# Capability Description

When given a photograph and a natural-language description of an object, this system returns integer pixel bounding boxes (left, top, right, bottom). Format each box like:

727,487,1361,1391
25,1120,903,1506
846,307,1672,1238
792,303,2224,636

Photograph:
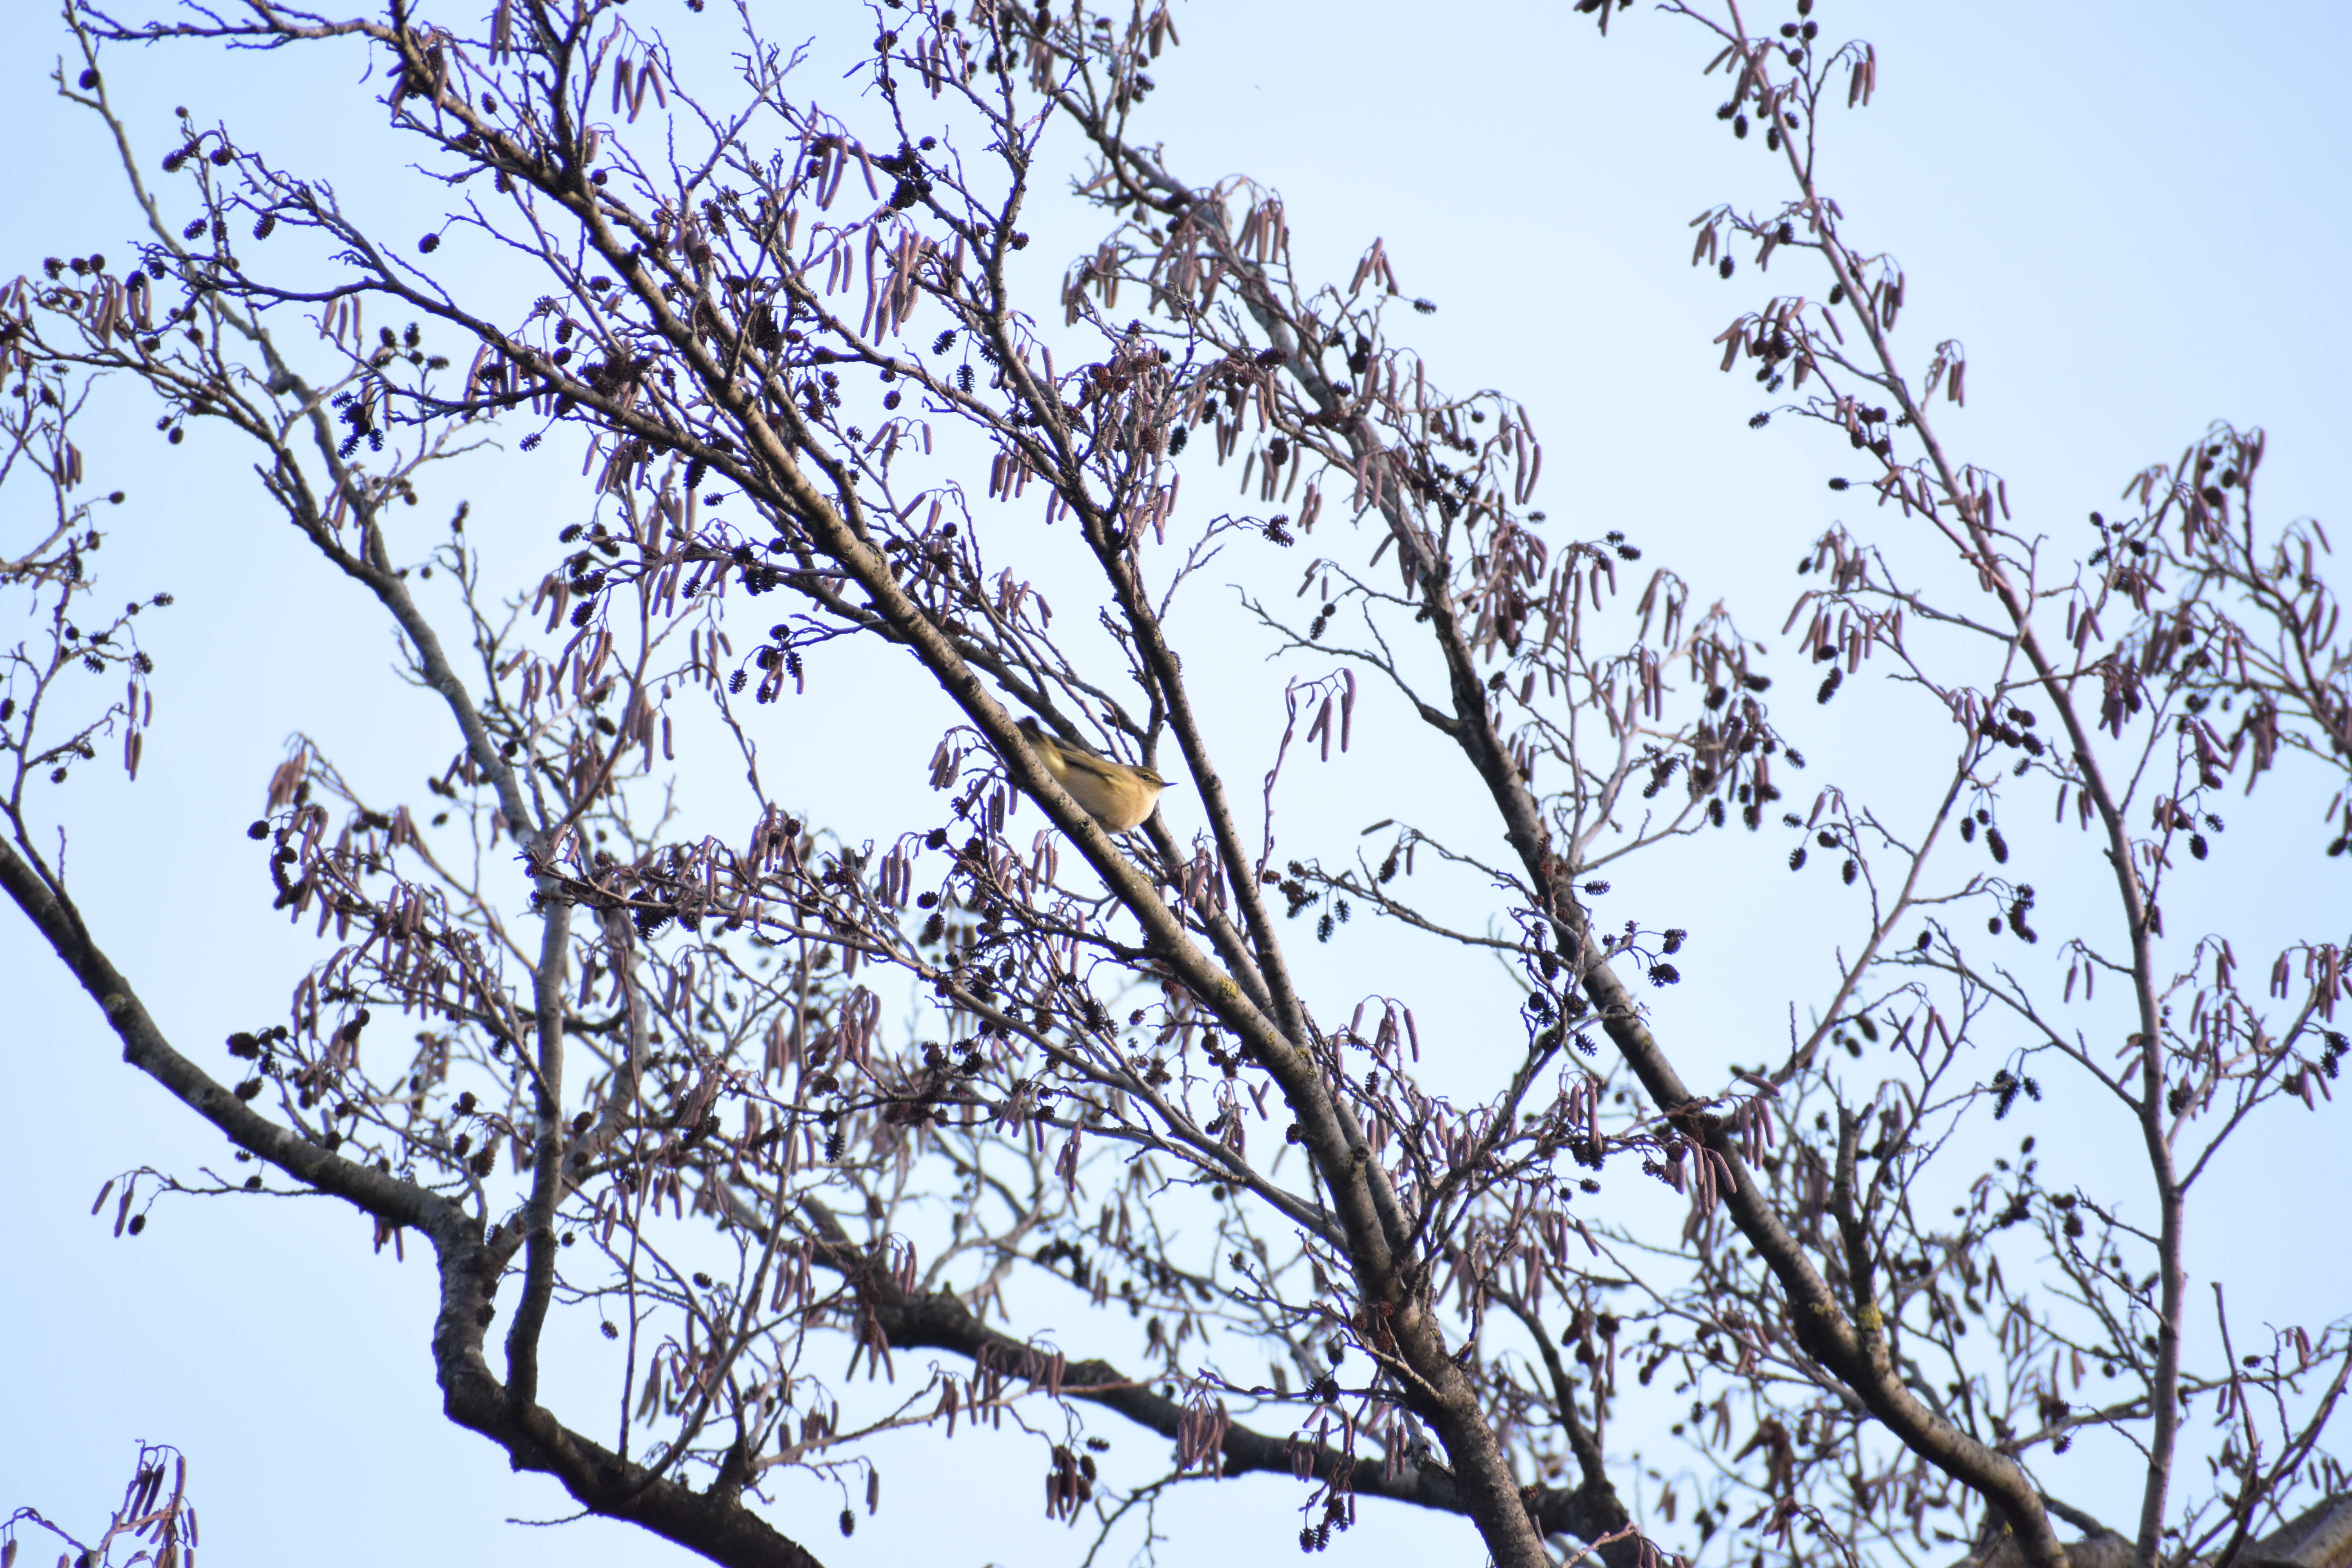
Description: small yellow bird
1018,717,1172,832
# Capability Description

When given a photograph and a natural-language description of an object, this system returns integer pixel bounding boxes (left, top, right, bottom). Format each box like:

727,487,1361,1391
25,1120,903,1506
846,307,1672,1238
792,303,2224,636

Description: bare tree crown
4,3,2347,1568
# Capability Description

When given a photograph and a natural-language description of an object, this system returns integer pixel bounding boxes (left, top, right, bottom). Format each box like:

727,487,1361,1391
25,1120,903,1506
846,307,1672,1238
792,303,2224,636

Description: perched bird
1018,717,1172,832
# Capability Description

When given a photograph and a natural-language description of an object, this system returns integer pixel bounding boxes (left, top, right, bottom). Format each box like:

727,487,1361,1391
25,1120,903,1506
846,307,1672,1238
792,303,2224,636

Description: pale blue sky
4,3,2347,1564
